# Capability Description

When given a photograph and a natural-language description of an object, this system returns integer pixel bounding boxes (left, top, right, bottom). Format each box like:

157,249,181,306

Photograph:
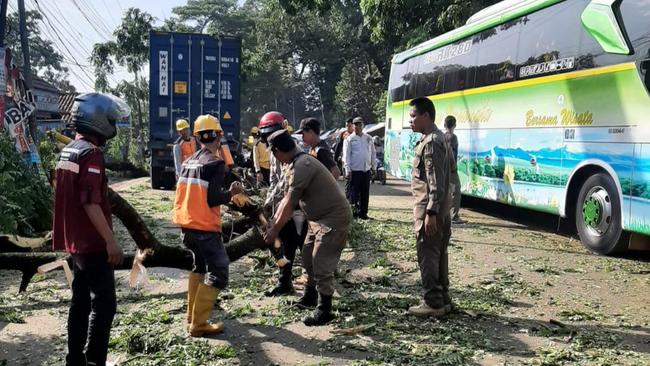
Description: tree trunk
0,226,266,293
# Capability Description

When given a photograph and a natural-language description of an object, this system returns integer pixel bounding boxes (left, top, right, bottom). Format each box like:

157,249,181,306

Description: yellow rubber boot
189,283,225,337
186,273,204,325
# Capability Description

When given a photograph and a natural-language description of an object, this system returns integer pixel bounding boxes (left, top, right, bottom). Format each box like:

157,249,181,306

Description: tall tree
4,10,76,92
90,8,153,168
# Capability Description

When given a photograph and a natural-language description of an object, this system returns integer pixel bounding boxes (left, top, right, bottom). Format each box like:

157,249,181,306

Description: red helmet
259,111,285,135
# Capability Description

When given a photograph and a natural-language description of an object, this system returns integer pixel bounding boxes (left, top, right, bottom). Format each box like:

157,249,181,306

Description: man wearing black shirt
297,117,341,179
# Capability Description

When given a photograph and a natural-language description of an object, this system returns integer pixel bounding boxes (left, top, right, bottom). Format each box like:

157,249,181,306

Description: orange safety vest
218,143,234,166
173,148,222,232
179,139,197,162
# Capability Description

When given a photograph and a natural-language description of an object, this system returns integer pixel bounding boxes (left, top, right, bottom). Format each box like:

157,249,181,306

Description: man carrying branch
264,129,352,326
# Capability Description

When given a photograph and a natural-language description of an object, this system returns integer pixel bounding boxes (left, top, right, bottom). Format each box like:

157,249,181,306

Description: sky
8,0,186,92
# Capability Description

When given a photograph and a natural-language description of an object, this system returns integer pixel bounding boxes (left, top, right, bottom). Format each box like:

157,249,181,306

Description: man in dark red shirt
52,93,130,366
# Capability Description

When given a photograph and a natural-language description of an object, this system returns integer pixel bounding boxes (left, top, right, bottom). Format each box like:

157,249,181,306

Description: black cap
266,129,295,153
296,117,320,134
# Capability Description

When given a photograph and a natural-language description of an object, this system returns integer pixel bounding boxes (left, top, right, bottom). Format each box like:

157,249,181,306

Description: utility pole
18,0,37,143
0,0,8,46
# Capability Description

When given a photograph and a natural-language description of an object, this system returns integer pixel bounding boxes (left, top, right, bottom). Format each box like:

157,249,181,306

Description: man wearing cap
173,119,197,179
297,117,340,179
264,129,352,326
342,117,376,219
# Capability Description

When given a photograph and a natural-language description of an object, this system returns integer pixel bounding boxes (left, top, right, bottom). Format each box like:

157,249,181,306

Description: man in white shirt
342,117,375,219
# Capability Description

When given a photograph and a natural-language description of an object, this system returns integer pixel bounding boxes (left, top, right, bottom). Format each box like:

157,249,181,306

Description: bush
0,131,52,235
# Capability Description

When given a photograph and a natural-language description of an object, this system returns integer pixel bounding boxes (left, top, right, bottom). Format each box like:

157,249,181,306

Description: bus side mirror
581,0,631,55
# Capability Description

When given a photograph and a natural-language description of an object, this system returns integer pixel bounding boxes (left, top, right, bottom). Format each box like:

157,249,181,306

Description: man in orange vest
173,119,197,179
173,114,243,337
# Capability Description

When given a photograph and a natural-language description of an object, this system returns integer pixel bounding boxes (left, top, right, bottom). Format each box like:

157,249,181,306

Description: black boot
303,293,335,326
294,285,318,309
265,264,294,297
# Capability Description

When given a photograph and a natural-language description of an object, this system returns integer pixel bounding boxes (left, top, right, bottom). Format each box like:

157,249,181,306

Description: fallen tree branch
0,226,267,293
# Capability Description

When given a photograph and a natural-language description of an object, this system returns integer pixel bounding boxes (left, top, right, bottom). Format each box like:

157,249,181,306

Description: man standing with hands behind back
343,117,375,219
407,97,453,317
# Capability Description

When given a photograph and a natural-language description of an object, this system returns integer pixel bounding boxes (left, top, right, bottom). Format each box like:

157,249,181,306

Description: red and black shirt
52,137,111,254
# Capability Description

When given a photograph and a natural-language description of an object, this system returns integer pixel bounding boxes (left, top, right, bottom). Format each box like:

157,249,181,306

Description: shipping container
148,31,241,189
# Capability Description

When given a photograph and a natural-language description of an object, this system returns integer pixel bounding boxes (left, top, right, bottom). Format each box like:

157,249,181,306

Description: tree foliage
4,10,76,92
0,132,52,235
91,8,153,169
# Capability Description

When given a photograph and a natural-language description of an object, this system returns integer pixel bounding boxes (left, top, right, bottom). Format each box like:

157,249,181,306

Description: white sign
204,79,216,98
159,51,169,96
519,57,575,78
220,80,232,100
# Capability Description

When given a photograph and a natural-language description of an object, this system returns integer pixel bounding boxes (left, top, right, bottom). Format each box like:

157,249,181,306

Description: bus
384,0,650,255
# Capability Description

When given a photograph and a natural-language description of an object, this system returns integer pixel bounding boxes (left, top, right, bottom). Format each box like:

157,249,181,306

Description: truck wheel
575,173,628,255
151,167,164,190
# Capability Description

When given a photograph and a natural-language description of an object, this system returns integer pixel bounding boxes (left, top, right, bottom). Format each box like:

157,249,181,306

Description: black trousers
182,229,230,290
277,218,308,284
350,170,371,218
66,253,116,366
260,167,270,185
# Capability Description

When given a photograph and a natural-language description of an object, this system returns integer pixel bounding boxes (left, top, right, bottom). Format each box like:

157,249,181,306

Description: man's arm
207,162,240,207
83,204,122,265
343,137,351,175
424,142,441,216
369,135,376,170
173,144,182,177
253,142,261,172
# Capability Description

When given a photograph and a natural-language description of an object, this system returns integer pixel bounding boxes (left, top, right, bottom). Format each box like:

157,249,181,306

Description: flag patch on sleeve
88,166,101,174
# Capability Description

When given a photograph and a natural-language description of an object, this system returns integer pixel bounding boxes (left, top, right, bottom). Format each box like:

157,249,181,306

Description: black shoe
264,282,294,297
303,293,335,326
294,285,318,309
451,216,466,224
359,215,371,220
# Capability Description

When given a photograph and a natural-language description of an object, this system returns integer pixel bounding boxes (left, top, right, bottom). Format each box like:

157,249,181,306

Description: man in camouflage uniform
407,97,453,317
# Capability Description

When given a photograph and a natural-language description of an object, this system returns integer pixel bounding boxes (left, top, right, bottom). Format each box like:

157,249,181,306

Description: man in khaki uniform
407,97,453,317
264,129,352,326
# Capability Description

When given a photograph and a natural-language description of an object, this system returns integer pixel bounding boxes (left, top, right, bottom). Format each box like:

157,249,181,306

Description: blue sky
9,0,187,92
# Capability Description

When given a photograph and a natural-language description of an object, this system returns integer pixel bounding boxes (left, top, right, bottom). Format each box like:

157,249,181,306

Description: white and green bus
385,0,650,254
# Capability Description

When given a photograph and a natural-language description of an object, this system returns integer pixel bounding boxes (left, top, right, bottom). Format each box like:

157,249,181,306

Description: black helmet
71,93,131,140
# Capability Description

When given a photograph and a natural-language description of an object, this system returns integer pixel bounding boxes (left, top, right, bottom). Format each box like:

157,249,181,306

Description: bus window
404,57,420,101
416,52,445,97
475,20,520,87
439,38,477,93
516,0,583,79
389,61,408,103
619,0,650,62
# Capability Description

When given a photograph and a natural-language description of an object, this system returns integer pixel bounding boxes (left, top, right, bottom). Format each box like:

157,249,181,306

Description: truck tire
151,167,164,190
575,173,629,255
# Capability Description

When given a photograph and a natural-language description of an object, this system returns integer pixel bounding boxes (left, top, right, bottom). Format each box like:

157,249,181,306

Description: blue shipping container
149,31,241,189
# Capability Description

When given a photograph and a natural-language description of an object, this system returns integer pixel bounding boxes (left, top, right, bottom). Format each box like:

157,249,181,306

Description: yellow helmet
193,114,222,135
176,119,190,131
287,125,294,133
251,126,259,134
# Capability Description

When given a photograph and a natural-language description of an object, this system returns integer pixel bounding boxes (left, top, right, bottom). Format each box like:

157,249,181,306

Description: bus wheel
575,173,628,255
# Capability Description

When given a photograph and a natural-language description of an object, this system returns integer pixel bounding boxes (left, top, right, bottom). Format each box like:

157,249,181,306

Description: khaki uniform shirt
287,153,352,228
411,126,452,230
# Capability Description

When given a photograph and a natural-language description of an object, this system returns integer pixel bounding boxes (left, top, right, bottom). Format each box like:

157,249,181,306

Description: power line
67,0,112,41
31,0,97,88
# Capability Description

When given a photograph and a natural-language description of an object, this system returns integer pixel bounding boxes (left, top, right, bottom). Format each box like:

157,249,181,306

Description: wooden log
0,226,267,292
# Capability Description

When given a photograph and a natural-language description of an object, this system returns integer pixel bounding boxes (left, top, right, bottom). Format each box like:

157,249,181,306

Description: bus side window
516,0,583,79
475,20,520,87
404,57,420,101
416,51,444,97
440,38,477,93
389,61,409,103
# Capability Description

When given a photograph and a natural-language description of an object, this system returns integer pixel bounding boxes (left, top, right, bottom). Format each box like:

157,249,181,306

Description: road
1,176,649,365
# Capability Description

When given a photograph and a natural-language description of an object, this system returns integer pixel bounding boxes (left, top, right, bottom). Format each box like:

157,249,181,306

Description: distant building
32,75,63,133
